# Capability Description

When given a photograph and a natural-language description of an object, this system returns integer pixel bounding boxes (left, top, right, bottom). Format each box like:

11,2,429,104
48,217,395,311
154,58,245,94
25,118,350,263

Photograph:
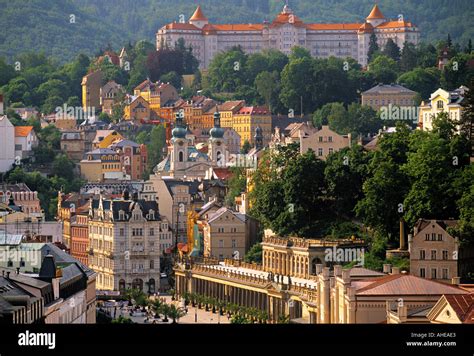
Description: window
420,268,425,278
431,233,436,241
431,268,437,279
442,250,448,260
437,234,442,241
419,250,425,260
442,268,448,280
318,136,323,142
437,100,444,109
328,148,334,155
328,136,333,142
431,250,437,260
149,228,154,236
232,239,236,248
318,148,323,156
425,233,429,241
150,260,154,269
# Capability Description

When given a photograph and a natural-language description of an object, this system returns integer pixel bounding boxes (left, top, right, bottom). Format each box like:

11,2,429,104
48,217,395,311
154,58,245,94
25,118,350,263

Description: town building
60,130,86,162
0,183,42,217
14,126,38,160
361,83,417,110
0,240,96,323
79,148,123,182
300,125,351,160
426,294,474,323
418,86,467,131
270,122,317,148
70,208,89,266
409,219,460,282
233,106,272,147
87,193,171,293
81,70,103,112
202,207,258,260
147,176,204,244
0,116,15,172
157,4,420,69
92,129,124,149
133,79,179,117
100,80,123,115
124,95,152,122
109,139,148,180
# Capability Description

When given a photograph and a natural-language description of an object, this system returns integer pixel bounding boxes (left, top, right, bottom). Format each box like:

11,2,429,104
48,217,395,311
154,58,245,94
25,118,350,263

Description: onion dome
172,110,187,139
210,109,224,139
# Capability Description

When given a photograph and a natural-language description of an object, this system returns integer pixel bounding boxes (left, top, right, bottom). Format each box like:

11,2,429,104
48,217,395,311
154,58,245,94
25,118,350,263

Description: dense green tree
147,125,166,172
324,146,371,217
399,42,418,72
160,71,182,90
397,67,441,100
52,154,75,181
383,39,401,62
244,243,262,264
367,33,380,63
368,55,398,84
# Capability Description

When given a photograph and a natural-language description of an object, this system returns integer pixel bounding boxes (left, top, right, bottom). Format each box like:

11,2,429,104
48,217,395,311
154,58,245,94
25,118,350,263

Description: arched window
178,151,184,162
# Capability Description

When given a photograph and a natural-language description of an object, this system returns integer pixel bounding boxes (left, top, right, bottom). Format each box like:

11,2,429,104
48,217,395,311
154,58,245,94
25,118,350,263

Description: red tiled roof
376,21,415,29
444,294,474,323
213,168,233,180
165,22,201,31
237,106,270,115
14,126,34,137
355,274,468,296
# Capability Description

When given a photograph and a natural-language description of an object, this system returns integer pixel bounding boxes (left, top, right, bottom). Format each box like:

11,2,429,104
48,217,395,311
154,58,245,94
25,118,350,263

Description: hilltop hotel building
156,4,420,68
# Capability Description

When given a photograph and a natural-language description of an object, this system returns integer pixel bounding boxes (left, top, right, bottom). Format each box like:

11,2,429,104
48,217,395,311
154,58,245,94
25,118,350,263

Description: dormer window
437,101,444,109
118,210,125,220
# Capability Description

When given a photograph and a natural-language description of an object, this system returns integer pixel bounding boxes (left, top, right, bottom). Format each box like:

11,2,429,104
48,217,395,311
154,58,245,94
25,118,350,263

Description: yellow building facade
418,87,466,131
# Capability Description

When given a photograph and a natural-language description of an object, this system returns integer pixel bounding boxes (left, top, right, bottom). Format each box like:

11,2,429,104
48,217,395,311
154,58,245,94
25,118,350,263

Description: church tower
170,110,189,174
209,107,225,166
254,126,263,151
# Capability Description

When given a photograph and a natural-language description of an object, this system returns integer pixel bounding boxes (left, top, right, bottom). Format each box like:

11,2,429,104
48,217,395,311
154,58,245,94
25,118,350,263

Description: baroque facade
88,193,172,293
157,4,420,68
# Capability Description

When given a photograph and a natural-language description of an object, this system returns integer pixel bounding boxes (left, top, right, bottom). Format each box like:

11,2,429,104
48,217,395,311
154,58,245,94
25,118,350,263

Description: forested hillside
0,0,472,62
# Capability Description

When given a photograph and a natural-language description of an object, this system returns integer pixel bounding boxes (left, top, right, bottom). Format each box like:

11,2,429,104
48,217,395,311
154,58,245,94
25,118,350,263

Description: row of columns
263,250,310,278
175,272,309,322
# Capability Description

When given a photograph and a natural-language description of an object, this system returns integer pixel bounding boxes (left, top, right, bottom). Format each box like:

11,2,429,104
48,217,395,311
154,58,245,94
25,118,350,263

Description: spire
367,4,384,20
172,110,186,139
190,5,208,22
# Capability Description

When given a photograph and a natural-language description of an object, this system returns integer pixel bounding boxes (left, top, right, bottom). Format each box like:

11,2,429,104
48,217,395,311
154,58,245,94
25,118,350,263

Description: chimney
451,277,461,285
342,269,351,284
399,218,406,250
391,267,400,275
334,265,342,277
383,264,391,274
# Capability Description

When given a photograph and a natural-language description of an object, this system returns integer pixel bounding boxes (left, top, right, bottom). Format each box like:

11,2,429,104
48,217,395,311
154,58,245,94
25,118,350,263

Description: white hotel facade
156,4,420,69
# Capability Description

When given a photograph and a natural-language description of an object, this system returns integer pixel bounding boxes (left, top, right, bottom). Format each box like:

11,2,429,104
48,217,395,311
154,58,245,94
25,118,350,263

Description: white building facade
157,4,420,68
